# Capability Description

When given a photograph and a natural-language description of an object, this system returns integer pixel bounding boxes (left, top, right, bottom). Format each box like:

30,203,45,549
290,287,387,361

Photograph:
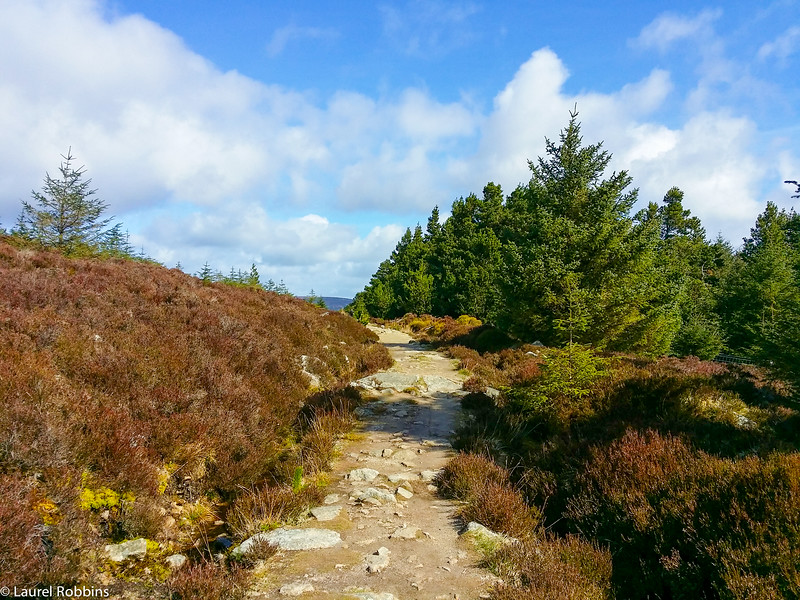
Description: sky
1,0,799,297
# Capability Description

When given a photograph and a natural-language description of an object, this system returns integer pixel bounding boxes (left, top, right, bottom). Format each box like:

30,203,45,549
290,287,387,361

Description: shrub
567,429,800,599
435,453,510,502
0,241,390,587
167,561,250,600
488,535,612,600
227,485,322,538
437,453,539,538
458,480,539,538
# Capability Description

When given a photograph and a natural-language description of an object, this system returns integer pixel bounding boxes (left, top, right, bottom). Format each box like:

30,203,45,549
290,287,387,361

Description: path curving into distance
247,326,499,600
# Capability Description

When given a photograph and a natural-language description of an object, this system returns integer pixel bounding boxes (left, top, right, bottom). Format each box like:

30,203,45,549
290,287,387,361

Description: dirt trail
248,327,497,600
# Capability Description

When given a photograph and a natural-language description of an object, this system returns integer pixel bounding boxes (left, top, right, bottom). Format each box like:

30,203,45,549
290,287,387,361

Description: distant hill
0,238,389,586
300,296,353,310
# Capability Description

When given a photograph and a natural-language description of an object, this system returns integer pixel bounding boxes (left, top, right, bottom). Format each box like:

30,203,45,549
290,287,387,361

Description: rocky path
247,327,497,600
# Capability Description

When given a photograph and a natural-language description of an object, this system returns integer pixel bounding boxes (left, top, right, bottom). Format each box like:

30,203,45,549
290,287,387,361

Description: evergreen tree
17,149,118,254
718,202,798,358
498,112,670,353
197,262,214,284
655,188,723,358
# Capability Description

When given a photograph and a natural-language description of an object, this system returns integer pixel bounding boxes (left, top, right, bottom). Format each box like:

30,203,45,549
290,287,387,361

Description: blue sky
1,0,798,296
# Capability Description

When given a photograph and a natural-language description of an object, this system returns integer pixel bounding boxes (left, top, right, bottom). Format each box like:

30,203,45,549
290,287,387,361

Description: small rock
351,487,396,505
396,487,413,500
427,484,438,492
389,525,420,539
485,387,501,399
387,472,417,483
346,593,396,600
461,521,513,548
280,582,315,596
104,538,147,562
324,494,340,505
419,470,440,482
365,546,391,573
310,505,342,521
165,554,187,570
381,448,394,458
347,468,380,482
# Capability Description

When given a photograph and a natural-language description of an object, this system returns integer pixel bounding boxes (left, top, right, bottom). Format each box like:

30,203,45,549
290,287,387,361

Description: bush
167,561,250,600
437,453,539,538
488,535,612,600
227,485,322,538
567,429,800,599
435,453,510,502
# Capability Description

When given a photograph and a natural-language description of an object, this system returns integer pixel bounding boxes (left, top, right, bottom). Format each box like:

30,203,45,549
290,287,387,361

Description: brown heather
406,314,800,599
0,239,390,585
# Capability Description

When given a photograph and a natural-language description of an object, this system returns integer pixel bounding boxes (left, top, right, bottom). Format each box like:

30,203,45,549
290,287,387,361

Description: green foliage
503,344,609,432
718,202,800,391
306,289,327,308
16,149,120,255
356,112,679,355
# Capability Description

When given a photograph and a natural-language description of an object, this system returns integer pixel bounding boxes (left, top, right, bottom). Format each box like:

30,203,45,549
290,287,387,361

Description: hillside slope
0,238,390,586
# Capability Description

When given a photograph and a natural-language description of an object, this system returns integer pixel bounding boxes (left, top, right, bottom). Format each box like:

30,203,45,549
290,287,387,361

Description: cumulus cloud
143,204,405,295
453,48,768,243
1,0,793,293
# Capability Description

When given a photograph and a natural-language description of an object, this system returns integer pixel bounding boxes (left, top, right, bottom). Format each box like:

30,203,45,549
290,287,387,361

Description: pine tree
17,149,117,254
499,111,669,353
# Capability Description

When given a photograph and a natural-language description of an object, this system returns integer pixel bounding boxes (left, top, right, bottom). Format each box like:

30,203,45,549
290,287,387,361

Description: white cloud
1,0,793,294
454,49,768,243
266,25,339,58
633,8,722,53
143,204,405,296
758,26,800,62
380,0,480,56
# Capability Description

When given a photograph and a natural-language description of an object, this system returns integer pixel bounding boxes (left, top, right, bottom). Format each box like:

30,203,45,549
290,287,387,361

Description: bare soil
248,327,497,600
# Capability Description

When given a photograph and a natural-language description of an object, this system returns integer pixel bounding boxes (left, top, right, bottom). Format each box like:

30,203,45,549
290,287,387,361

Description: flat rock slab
420,470,440,482
347,468,380,482
396,487,413,499
351,487,396,504
346,594,397,600
279,582,315,596
353,372,421,392
235,528,341,554
104,538,147,562
387,472,417,483
389,525,421,539
310,505,343,521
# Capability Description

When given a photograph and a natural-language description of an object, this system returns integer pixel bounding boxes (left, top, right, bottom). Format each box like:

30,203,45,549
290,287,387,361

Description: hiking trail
247,326,499,600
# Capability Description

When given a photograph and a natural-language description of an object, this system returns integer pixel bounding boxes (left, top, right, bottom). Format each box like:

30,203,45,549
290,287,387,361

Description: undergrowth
0,240,390,590
409,313,800,599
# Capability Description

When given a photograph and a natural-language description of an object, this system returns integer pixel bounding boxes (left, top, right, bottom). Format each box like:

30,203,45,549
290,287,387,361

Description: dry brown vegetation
0,238,390,589
397,313,800,599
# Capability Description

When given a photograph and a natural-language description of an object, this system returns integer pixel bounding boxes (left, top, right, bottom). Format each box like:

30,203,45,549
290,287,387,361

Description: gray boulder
104,538,147,562
234,528,340,554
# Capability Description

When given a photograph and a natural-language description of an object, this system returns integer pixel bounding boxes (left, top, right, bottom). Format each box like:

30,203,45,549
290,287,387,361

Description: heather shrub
437,453,539,538
167,561,250,600
435,453,510,501
567,429,800,599
227,485,323,538
0,241,389,586
488,535,612,600
458,480,539,538
0,475,48,586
